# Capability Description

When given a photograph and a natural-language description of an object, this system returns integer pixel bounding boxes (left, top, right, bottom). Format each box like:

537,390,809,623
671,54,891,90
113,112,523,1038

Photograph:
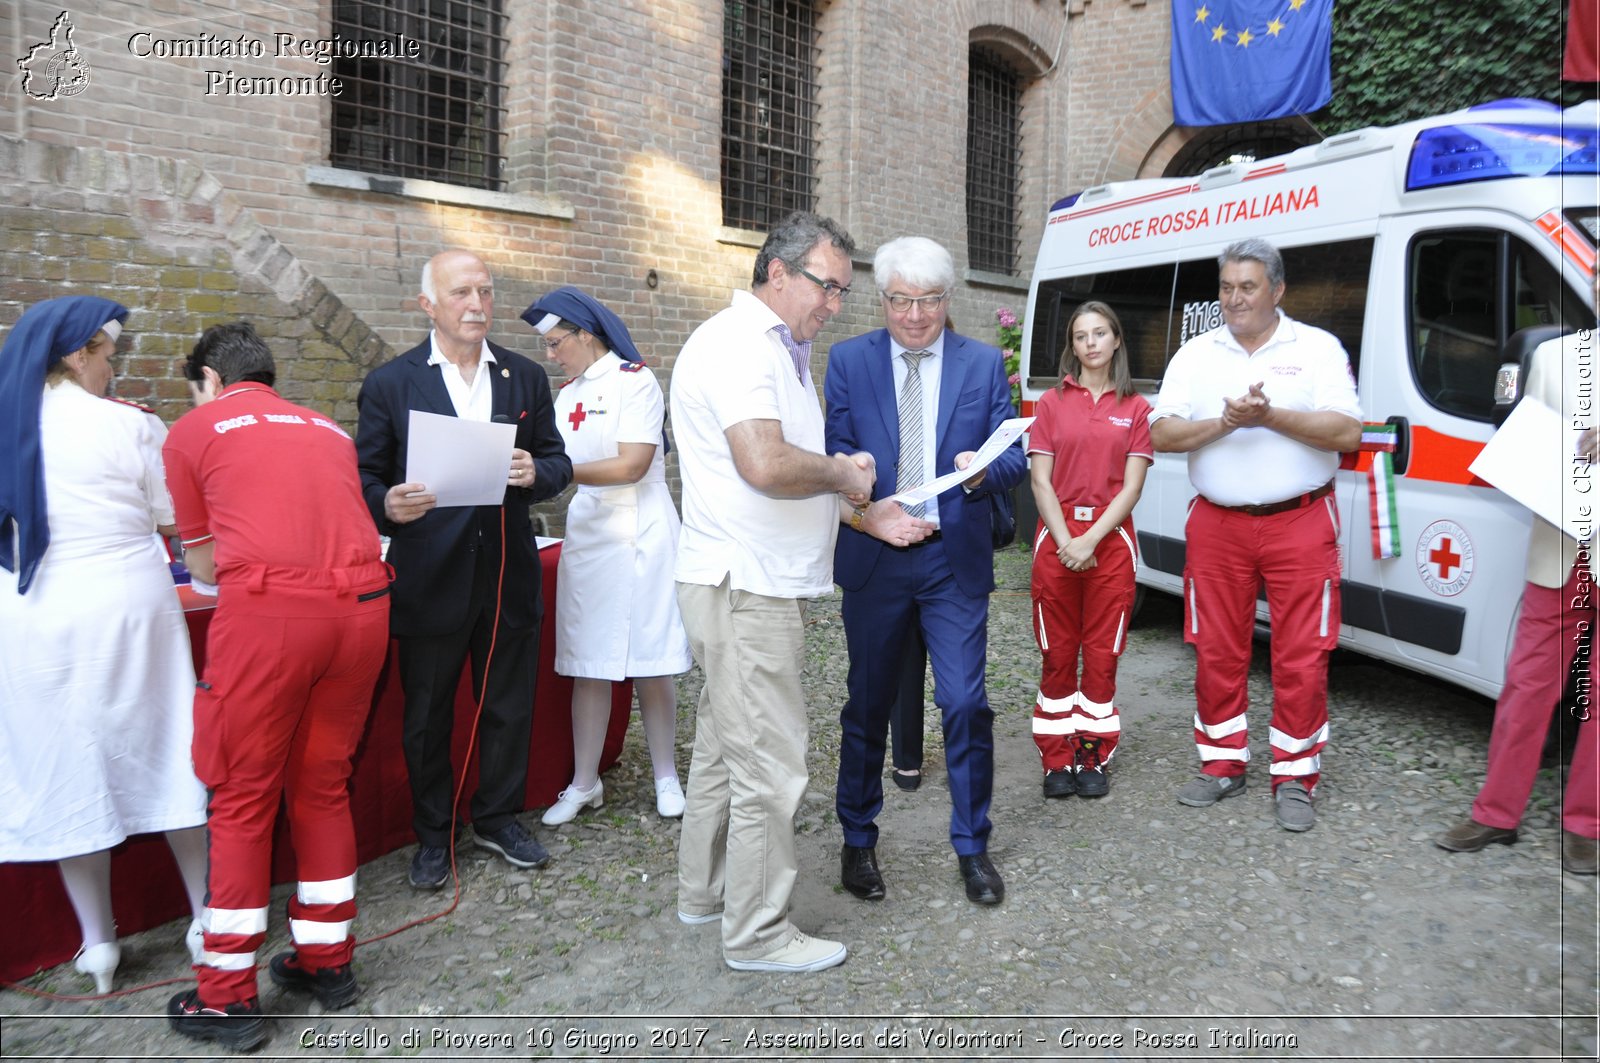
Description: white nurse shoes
655,776,686,819
541,779,604,826
74,941,120,995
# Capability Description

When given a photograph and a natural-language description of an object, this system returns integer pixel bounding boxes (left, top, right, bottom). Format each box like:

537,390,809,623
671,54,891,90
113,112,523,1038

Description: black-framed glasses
792,264,852,302
882,291,949,313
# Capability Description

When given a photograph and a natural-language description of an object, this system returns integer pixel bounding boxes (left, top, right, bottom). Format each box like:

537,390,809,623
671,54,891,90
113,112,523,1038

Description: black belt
357,585,391,603
1212,480,1334,518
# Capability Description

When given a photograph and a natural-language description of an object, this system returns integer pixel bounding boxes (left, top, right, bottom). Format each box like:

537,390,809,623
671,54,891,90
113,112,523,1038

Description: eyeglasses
538,329,577,354
793,264,852,302
883,291,949,313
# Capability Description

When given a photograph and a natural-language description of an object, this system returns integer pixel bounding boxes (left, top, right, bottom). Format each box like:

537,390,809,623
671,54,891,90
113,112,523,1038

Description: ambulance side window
1408,230,1592,421
1027,238,1373,389
1278,240,1373,376
1174,240,1370,378
1028,264,1177,386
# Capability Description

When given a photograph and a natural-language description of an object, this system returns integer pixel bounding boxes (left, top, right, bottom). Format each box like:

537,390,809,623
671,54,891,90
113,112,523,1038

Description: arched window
1162,120,1319,177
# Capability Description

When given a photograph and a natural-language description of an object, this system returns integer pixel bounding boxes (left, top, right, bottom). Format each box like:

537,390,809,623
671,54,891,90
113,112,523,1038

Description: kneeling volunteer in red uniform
162,322,391,1052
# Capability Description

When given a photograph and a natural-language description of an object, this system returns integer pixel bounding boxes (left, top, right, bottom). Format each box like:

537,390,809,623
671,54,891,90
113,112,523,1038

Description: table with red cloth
1,541,628,984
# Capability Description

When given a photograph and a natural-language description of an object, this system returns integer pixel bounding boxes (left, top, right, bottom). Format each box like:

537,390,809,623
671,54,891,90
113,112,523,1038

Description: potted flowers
994,306,1033,547
995,306,1023,414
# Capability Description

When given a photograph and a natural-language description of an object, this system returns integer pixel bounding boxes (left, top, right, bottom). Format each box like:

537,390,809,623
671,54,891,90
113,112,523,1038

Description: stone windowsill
306,166,575,220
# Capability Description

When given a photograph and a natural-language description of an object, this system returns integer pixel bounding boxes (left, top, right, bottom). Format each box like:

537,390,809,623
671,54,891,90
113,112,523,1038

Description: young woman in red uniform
1028,300,1152,800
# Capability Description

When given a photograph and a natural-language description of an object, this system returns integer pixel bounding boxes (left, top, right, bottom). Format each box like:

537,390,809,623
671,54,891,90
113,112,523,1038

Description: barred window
721,0,818,231
966,47,1021,275
329,0,507,191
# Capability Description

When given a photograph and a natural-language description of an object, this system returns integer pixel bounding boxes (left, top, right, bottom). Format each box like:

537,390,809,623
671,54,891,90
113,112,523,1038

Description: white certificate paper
889,416,1034,507
405,409,517,508
1468,397,1593,541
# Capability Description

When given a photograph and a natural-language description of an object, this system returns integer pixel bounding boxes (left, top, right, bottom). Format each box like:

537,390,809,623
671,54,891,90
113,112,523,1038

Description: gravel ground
3,546,1597,1061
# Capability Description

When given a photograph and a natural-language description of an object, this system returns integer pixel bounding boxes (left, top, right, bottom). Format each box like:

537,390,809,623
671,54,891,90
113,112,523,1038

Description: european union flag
1170,0,1334,126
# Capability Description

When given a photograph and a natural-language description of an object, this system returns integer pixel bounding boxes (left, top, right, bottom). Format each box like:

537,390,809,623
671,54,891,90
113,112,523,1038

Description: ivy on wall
1325,0,1588,134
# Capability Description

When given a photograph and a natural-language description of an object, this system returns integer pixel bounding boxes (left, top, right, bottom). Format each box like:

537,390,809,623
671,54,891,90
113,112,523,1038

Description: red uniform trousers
192,565,389,1007
1184,495,1339,793
1472,564,1600,838
1030,516,1137,773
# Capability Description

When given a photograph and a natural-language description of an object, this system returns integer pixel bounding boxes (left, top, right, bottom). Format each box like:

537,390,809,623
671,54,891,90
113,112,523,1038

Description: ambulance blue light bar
1407,109,1599,191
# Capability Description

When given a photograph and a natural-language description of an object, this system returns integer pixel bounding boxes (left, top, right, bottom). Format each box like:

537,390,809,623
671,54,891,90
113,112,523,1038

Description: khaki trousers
675,578,809,960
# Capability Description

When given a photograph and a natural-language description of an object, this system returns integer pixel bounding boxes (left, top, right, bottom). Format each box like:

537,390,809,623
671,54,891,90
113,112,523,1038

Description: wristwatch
850,505,868,532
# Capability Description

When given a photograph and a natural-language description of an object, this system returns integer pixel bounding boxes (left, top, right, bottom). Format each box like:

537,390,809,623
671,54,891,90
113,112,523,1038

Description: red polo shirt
1027,378,1153,508
163,384,382,587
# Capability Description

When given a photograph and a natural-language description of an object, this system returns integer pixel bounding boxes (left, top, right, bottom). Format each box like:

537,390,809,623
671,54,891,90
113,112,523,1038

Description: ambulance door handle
1385,415,1410,475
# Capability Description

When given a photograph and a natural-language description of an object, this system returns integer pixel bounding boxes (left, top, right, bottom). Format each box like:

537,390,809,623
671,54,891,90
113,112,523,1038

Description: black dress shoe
892,769,922,792
841,844,886,900
958,853,1004,905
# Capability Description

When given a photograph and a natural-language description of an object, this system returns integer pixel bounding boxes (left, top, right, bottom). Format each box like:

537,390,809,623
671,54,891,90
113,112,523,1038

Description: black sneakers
269,951,361,1009
472,819,551,869
167,989,268,1051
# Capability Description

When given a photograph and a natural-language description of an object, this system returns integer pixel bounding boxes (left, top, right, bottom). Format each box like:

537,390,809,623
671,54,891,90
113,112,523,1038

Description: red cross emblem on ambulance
1415,520,1474,598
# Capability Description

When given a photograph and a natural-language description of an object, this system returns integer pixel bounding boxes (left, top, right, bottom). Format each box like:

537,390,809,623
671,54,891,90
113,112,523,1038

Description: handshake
831,450,938,549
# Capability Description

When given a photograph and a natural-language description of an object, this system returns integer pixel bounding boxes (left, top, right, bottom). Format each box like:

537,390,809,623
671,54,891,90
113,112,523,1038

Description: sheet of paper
405,409,517,508
1468,397,1593,541
888,416,1034,507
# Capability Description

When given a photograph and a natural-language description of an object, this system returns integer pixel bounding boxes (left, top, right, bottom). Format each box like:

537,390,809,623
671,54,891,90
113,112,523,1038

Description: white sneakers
677,908,722,925
655,776,686,819
541,779,604,826
725,932,847,973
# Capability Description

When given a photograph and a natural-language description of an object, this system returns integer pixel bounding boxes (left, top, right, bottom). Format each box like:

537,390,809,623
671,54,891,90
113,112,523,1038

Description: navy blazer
355,338,572,637
825,328,1025,598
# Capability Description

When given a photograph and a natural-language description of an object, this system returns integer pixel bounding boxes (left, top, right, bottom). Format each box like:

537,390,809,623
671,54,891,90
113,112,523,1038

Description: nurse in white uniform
521,288,692,824
0,296,208,993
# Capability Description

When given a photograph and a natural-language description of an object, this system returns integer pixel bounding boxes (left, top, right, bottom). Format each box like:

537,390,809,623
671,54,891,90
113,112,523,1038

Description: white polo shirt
1151,314,1361,507
671,289,838,599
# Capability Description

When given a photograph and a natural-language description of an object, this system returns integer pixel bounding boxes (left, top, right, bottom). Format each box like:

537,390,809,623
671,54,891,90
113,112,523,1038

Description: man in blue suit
826,236,1025,906
356,249,572,890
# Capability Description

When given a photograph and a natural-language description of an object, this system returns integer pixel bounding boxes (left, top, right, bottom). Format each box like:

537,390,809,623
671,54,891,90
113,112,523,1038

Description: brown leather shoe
1563,831,1599,875
1435,817,1518,852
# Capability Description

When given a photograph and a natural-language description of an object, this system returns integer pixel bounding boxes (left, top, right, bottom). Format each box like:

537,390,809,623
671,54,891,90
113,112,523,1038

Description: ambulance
1020,99,1599,698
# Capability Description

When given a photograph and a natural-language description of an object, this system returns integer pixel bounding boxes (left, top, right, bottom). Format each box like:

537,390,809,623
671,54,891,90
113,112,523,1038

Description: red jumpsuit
1151,315,1360,796
162,385,389,1008
1028,381,1152,774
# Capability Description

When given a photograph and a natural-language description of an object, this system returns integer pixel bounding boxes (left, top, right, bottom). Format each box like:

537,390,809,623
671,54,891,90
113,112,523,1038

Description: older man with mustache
355,249,572,889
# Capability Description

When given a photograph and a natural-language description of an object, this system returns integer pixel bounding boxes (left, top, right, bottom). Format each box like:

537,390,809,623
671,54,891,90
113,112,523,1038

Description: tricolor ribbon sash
1339,423,1401,559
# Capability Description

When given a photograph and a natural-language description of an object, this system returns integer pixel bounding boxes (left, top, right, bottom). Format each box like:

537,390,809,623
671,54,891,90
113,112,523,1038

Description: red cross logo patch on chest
568,403,587,432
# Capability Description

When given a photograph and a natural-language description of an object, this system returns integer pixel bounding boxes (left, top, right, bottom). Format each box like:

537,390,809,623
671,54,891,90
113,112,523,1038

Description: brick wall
4,0,1175,531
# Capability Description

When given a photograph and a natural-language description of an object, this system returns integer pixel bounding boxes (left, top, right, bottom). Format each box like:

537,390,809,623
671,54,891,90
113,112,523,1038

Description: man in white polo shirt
671,211,931,973
1151,238,1361,832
